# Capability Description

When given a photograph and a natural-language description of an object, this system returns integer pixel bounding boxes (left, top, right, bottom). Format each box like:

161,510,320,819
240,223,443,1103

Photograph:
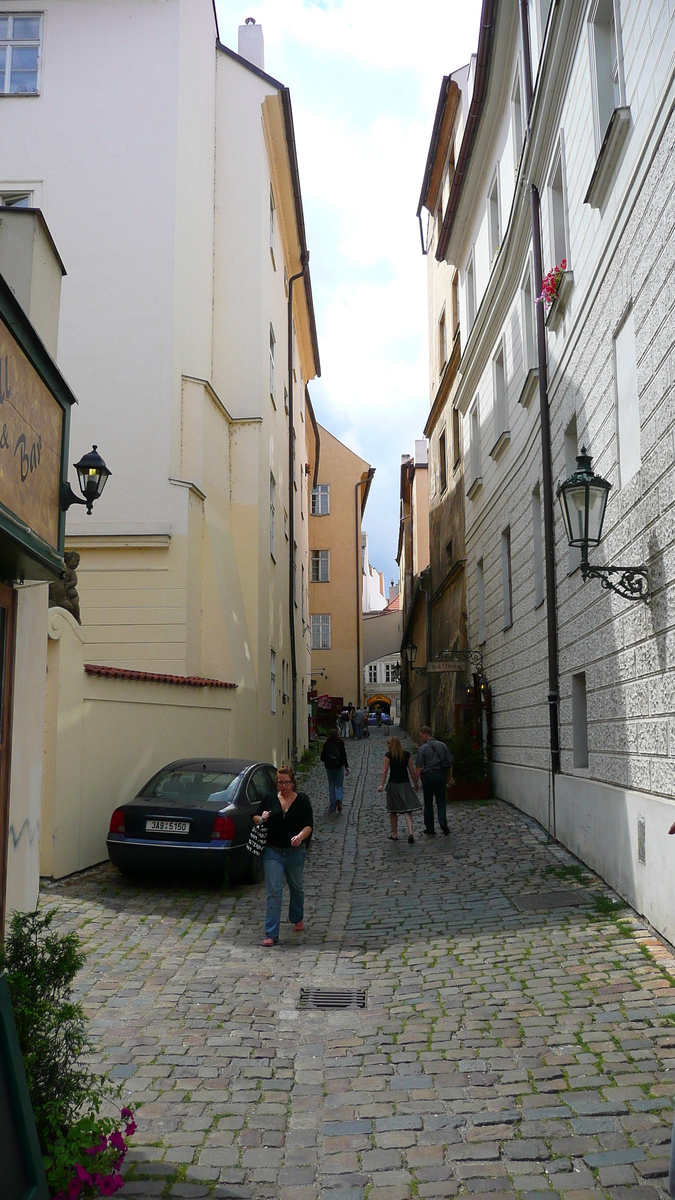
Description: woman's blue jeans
326,766,344,810
263,845,306,941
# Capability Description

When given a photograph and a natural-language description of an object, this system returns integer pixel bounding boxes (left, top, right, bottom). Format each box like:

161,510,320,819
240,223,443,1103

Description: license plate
145,819,190,834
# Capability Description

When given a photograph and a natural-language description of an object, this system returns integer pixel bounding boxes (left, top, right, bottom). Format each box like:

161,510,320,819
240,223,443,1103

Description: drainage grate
511,889,587,912
299,987,366,1010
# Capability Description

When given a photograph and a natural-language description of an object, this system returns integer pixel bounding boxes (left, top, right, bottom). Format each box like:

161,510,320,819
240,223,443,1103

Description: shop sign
0,320,63,551
427,661,463,673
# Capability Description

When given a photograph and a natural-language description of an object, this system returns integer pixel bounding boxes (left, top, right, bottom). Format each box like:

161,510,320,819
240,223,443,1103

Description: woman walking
377,737,421,843
253,766,313,946
320,728,350,813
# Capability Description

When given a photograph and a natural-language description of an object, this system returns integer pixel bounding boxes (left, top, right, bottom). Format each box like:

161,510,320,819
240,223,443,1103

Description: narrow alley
42,734,675,1200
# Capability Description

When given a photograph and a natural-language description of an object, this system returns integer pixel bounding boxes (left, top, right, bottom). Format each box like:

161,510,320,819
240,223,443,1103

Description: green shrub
444,729,487,782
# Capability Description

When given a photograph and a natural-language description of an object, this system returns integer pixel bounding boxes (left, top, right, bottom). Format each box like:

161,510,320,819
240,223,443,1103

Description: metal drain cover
299,987,366,1010
511,889,587,912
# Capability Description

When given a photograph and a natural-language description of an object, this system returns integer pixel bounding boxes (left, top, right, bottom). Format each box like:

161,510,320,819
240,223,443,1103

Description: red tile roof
84,664,237,689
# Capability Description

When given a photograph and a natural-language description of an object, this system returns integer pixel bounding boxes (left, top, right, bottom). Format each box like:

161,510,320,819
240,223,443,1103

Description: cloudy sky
217,0,483,586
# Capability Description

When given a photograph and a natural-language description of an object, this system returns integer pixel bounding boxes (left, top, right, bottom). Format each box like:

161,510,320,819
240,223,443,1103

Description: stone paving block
417,1185,458,1198
504,1140,550,1160
598,1167,638,1186
584,1150,646,1167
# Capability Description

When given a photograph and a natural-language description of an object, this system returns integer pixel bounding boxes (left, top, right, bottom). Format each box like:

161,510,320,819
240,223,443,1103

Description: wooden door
0,581,16,938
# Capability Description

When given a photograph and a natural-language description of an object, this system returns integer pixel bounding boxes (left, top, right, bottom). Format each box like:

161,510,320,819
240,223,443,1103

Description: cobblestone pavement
41,733,675,1200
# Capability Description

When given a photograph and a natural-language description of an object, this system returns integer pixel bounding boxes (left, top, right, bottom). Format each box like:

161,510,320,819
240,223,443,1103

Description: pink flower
125,1120,137,1137
74,1163,93,1185
84,1135,108,1155
66,1178,82,1200
109,1130,126,1152
120,1107,133,1119
99,1175,123,1196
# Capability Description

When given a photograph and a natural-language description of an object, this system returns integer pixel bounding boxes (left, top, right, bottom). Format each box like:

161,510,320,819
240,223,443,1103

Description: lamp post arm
581,559,650,603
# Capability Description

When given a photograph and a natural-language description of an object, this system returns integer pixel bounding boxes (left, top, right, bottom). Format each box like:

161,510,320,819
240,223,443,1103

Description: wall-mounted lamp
61,446,111,516
402,640,426,675
557,447,649,603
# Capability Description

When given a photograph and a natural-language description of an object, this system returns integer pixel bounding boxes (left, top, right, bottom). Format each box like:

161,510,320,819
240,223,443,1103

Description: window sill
467,476,483,500
545,270,574,333
490,430,510,461
584,106,631,209
518,366,538,408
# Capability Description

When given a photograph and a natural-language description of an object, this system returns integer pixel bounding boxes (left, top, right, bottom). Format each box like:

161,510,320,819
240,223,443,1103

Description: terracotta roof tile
84,664,237,689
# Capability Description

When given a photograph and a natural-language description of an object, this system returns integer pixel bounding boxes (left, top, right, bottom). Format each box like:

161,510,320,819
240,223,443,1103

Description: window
270,650,277,714
368,663,377,684
614,306,641,486
0,14,41,95
477,558,486,645
439,429,447,493
532,485,544,607
470,401,481,488
501,527,513,629
311,549,329,582
269,324,276,404
548,151,568,269
269,186,276,266
572,672,589,768
488,171,501,263
492,341,508,442
0,191,31,207
452,407,461,468
384,662,396,684
589,0,624,149
466,251,476,330
564,416,581,573
452,272,460,340
521,266,536,373
311,613,331,650
446,540,453,566
269,473,276,559
512,72,523,174
439,310,447,371
311,484,330,515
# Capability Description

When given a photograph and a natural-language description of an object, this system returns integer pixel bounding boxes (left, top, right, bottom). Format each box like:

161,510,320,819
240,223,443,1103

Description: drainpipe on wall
288,255,308,766
519,0,561,794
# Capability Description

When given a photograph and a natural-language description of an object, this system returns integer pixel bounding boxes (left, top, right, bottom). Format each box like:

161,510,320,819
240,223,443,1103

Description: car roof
153,758,272,773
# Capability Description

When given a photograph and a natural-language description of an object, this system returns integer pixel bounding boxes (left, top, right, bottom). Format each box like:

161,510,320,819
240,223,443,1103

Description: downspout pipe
520,0,561,781
288,255,308,766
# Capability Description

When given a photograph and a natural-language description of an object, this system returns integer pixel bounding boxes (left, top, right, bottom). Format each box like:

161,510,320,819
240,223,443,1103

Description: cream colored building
309,426,373,709
0,3,321,876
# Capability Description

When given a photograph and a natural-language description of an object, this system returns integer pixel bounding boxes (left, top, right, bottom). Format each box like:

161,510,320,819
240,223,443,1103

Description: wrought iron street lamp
61,445,111,515
402,640,417,666
556,447,649,602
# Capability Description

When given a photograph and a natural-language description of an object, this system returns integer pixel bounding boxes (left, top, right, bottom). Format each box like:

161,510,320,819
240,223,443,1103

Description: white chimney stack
238,18,264,70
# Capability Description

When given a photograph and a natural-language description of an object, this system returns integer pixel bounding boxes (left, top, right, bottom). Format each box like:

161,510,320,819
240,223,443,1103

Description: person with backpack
320,727,350,813
412,726,453,836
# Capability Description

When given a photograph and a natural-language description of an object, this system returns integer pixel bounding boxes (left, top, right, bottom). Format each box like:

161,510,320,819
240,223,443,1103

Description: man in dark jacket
320,729,350,813
413,727,453,836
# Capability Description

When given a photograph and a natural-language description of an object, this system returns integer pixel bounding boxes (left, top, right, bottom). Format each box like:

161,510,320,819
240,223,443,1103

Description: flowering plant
539,258,567,308
47,1109,137,1198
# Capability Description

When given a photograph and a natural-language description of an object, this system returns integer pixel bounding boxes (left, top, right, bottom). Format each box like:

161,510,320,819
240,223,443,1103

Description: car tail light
211,815,235,841
109,808,125,835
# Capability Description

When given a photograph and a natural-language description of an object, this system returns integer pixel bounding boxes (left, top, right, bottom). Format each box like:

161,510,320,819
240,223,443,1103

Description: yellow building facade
308,426,373,710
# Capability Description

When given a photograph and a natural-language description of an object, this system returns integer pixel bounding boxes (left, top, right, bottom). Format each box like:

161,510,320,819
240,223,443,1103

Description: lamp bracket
581,560,650,604
439,647,484,669
60,482,88,513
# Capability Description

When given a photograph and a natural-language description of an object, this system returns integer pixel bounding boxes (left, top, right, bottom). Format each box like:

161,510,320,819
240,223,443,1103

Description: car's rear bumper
107,835,243,873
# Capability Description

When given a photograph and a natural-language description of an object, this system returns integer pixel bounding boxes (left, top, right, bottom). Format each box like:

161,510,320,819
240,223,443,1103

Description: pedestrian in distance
348,702,356,738
413,726,453,836
375,703,383,729
377,736,421,843
253,766,313,946
320,727,350,813
339,706,351,738
353,705,365,739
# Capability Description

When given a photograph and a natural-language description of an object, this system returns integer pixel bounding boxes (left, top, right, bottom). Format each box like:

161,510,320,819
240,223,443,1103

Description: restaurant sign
0,320,63,552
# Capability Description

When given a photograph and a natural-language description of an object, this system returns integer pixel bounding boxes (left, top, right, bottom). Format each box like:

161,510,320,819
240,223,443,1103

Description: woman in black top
253,766,313,946
377,736,421,844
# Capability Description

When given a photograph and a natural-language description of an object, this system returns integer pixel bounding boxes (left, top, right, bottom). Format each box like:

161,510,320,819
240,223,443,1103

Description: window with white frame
470,401,481,487
269,324,276,404
439,428,447,493
548,149,569,270
477,558,486,645
466,250,477,330
384,662,397,684
311,549,329,582
311,483,330,515
589,0,624,150
492,341,508,442
269,472,276,559
0,191,31,206
0,14,41,95
270,650,277,714
614,305,641,487
501,527,513,629
311,613,331,650
439,309,447,371
488,170,501,263
521,265,536,373
269,186,276,266
512,71,523,174
452,407,461,468
368,663,377,684
532,485,544,607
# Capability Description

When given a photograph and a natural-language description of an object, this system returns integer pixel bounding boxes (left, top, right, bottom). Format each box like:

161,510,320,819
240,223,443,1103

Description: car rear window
140,768,241,803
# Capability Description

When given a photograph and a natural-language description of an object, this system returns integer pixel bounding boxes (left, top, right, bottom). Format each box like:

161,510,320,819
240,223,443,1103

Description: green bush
445,729,487,782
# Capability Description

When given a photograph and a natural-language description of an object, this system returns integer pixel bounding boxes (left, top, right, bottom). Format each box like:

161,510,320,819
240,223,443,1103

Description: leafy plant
0,908,135,1198
444,729,487,782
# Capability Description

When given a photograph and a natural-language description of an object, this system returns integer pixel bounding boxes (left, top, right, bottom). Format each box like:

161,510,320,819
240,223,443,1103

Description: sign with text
0,320,63,550
426,661,464,673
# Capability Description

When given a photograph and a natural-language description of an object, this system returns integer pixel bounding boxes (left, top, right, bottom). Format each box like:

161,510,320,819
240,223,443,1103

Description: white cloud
217,0,483,577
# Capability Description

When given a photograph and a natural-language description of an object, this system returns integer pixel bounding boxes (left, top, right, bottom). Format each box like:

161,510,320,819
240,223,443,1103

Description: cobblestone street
42,734,675,1200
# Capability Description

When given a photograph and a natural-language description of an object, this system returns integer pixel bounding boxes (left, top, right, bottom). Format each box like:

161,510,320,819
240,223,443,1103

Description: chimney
238,17,264,69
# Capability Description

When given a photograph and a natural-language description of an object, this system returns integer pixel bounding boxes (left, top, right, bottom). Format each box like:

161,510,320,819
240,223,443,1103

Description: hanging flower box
540,259,574,333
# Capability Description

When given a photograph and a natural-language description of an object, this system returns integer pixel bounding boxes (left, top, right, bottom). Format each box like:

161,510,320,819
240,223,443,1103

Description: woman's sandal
408,835,415,844
261,937,277,946
388,835,398,841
